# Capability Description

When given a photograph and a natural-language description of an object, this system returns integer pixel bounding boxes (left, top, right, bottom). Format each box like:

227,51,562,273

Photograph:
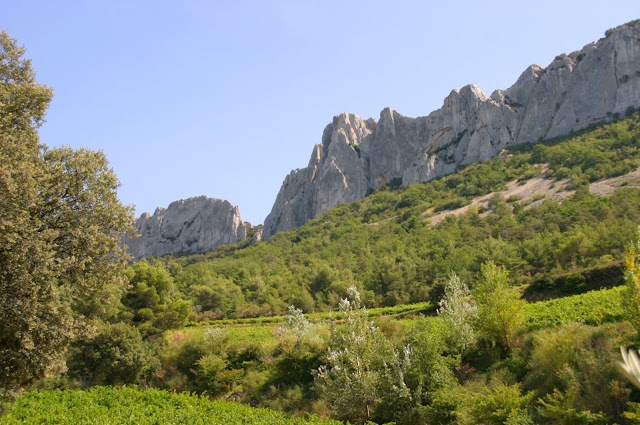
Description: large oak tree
0,32,133,393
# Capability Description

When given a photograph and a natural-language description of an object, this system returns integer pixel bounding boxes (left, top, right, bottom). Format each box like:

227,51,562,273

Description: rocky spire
124,196,248,260
263,21,640,239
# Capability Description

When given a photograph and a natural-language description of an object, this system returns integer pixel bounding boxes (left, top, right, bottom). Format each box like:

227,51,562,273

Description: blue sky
4,1,639,225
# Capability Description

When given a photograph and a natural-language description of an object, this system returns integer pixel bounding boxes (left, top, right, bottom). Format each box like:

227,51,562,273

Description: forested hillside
160,113,640,320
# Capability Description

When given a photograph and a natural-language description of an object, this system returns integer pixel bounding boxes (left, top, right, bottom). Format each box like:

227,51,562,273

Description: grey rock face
124,196,247,260
263,21,640,239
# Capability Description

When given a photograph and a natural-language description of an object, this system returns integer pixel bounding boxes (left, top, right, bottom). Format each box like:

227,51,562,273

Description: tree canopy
0,32,133,394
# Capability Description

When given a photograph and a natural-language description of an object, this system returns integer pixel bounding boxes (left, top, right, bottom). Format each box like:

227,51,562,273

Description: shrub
473,262,526,354
523,323,630,423
67,323,156,386
468,383,534,425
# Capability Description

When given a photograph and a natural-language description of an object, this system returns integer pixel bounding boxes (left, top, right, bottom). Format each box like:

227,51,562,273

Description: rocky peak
124,196,248,260
263,20,640,239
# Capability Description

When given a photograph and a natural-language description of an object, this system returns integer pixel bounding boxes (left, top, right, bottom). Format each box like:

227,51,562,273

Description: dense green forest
5,29,640,424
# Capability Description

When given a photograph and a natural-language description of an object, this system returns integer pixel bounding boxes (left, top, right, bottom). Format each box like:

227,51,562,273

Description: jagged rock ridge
124,196,249,260
263,21,640,239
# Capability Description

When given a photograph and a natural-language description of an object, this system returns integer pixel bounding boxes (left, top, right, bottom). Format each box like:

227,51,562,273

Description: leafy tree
180,264,245,320
473,262,526,354
624,229,640,336
438,273,478,353
468,383,534,425
0,33,132,394
400,317,461,424
537,390,609,424
314,287,410,424
121,260,190,336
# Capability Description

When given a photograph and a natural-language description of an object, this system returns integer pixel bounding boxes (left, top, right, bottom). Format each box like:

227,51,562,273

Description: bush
473,262,526,354
67,323,156,386
523,323,630,423
468,383,534,425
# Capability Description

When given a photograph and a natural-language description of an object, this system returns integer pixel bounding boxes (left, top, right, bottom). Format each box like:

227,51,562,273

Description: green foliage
179,263,246,319
473,262,526,353
271,307,325,388
537,390,609,425
400,317,461,424
438,273,477,353
624,230,640,336
0,32,133,393
525,286,625,330
531,116,640,182
523,262,624,301
66,322,157,386
170,328,245,396
264,307,328,413
522,323,630,423
122,260,190,336
195,353,243,397
467,383,535,425
187,301,432,328
624,401,640,424
1,386,342,424
314,287,410,424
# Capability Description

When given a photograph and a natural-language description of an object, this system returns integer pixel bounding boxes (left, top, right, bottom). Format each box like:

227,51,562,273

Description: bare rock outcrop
124,196,247,260
263,21,640,239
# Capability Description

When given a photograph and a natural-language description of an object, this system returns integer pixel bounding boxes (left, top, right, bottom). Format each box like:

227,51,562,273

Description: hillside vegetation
164,113,640,320
8,281,635,424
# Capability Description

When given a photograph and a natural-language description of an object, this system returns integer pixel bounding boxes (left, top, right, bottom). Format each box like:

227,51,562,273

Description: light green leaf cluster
438,273,477,353
314,287,411,424
473,262,526,353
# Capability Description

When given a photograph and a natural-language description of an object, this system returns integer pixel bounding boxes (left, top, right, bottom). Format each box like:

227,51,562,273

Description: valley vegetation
5,31,640,424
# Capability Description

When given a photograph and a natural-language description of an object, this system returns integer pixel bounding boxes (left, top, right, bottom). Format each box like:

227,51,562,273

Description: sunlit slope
169,114,640,319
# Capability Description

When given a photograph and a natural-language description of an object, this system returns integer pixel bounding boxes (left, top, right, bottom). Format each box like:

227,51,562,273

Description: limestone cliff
124,196,248,260
263,21,640,239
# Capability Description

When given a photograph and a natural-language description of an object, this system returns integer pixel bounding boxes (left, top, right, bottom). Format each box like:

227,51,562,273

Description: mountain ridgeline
127,20,640,258
263,20,640,238
171,112,640,318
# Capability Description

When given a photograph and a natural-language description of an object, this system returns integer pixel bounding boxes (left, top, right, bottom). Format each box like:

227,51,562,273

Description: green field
172,286,627,349
2,386,343,425
525,286,626,330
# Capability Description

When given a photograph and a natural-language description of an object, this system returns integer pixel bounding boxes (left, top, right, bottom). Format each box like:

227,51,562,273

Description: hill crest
263,20,640,238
